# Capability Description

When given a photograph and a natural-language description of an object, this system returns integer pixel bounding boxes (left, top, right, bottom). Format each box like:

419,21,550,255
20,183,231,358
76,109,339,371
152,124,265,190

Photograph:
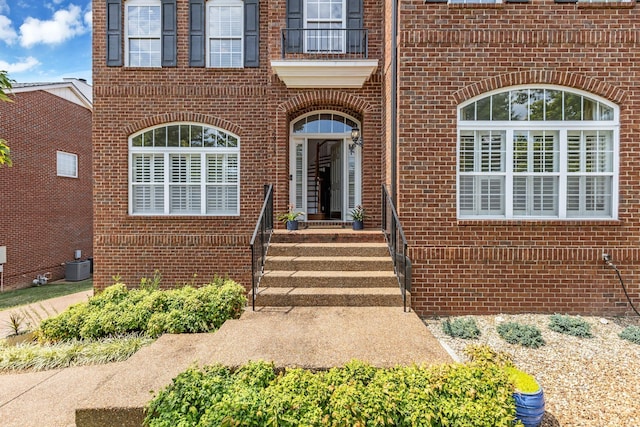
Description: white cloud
0,0,9,15
0,15,17,44
19,4,89,48
84,10,92,30
0,56,40,73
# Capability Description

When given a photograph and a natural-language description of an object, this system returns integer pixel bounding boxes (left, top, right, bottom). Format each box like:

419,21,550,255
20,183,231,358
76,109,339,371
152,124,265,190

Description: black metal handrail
281,28,369,59
249,184,274,311
381,184,411,312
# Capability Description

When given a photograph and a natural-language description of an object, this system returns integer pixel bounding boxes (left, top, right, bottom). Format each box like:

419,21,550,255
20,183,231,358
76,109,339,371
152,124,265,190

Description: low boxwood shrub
548,314,593,338
145,359,519,427
442,317,481,339
619,325,640,345
497,322,545,348
38,278,246,342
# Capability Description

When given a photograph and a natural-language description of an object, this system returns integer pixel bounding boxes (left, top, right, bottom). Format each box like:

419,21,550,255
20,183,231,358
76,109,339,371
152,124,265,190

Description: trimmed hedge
38,279,246,342
145,359,520,427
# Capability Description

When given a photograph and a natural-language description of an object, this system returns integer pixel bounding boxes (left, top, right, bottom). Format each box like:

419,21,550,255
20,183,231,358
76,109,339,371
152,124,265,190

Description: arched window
129,123,240,216
457,86,618,219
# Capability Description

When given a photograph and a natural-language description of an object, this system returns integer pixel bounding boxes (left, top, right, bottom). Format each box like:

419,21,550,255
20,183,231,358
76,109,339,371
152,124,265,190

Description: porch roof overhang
271,60,379,88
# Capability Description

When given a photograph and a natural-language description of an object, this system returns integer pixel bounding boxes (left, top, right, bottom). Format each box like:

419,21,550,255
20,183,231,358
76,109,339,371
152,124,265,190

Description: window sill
448,3,505,8
457,219,621,226
128,214,241,219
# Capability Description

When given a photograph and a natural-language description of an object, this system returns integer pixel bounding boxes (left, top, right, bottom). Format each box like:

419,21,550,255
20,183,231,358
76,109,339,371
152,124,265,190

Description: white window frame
304,0,346,53
125,0,162,67
57,151,78,178
206,0,244,68
457,85,619,220
129,123,241,216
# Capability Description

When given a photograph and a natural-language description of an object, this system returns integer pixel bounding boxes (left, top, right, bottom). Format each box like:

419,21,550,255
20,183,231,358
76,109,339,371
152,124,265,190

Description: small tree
0,70,14,167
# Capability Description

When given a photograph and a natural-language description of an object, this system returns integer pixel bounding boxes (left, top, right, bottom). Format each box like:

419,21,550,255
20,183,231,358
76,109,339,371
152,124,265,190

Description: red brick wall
397,0,640,315
92,0,384,291
0,91,93,290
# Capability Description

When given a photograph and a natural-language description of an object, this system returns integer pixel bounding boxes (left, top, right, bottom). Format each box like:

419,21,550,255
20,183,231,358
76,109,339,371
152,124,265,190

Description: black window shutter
106,0,122,66
161,0,177,67
189,0,206,67
346,0,363,54
244,0,260,67
286,0,303,53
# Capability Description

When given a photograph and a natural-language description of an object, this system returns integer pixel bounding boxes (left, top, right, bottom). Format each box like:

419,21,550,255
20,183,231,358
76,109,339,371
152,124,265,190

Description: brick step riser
260,276,398,288
267,247,390,257
265,260,394,271
271,233,386,244
254,293,404,307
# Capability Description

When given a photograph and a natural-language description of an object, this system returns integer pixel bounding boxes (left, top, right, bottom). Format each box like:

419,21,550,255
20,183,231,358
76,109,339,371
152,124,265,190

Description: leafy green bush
497,322,545,348
442,317,481,339
619,325,640,345
548,314,593,338
38,278,246,342
145,359,519,427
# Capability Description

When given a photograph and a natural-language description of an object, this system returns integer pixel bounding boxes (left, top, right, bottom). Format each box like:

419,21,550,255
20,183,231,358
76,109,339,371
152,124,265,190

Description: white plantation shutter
566,130,613,217
132,154,164,213
130,124,240,215
206,153,239,214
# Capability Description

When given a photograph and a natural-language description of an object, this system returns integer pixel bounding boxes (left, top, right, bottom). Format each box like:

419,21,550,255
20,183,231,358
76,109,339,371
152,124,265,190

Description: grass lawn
0,279,93,311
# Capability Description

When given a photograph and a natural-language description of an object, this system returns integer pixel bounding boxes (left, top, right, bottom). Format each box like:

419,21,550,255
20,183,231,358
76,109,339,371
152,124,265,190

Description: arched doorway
290,111,362,221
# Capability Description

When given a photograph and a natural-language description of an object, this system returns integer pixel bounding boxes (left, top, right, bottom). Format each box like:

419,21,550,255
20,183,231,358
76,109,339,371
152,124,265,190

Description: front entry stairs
252,228,405,307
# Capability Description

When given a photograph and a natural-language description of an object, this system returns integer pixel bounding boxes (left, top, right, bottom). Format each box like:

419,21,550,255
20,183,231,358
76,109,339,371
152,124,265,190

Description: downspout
391,0,398,202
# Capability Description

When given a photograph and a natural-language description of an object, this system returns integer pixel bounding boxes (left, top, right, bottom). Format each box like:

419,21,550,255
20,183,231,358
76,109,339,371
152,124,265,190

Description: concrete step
253,287,404,307
264,256,393,271
261,270,398,288
268,242,389,257
272,229,385,244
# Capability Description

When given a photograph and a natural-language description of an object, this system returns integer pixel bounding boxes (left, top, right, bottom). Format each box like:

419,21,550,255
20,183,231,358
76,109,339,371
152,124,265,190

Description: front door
290,139,361,221
289,112,362,221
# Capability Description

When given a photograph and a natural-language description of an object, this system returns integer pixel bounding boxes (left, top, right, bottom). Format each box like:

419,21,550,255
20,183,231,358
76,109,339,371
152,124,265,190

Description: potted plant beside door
349,205,366,230
277,206,305,231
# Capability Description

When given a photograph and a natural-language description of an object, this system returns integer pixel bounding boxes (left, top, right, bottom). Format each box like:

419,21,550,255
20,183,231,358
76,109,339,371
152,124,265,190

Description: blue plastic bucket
514,389,545,427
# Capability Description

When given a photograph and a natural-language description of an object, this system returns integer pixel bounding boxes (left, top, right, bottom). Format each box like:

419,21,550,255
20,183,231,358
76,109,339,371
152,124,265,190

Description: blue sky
0,1,92,84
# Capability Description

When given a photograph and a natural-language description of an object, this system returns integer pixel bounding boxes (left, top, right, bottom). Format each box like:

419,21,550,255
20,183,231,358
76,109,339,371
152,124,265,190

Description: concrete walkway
1,305,453,427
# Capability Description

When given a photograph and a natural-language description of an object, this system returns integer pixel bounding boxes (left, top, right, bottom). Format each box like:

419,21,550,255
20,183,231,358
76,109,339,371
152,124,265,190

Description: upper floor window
126,0,162,67
207,0,244,67
107,0,177,67
285,0,363,55
457,86,618,220
57,151,78,178
129,123,240,216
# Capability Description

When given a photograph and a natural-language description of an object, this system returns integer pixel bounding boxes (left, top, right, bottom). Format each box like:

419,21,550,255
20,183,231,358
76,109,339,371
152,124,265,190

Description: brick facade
93,0,640,316
397,1,640,316
92,0,383,290
0,88,93,290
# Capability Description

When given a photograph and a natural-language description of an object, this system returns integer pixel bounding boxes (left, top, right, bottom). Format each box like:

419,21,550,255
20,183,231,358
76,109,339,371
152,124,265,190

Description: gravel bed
424,314,640,427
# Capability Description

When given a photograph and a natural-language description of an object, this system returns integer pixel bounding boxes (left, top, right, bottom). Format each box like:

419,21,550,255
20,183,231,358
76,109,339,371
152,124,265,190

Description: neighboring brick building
0,79,93,291
93,0,640,316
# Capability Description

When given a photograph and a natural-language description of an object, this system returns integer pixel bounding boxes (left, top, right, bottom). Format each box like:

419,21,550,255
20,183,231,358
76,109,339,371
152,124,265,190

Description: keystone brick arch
277,90,374,117
122,112,244,137
452,70,627,106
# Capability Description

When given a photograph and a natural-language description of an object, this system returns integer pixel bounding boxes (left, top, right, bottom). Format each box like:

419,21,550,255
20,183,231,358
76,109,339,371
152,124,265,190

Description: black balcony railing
249,184,274,311
381,184,412,312
281,28,369,59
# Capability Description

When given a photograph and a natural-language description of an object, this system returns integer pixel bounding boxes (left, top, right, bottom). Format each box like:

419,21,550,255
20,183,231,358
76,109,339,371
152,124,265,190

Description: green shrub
145,359,518,427
503,366,540,393
619,325,640,345
38,279,246,342
497,322,545,348
548,314,593,338
442,317,481,339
